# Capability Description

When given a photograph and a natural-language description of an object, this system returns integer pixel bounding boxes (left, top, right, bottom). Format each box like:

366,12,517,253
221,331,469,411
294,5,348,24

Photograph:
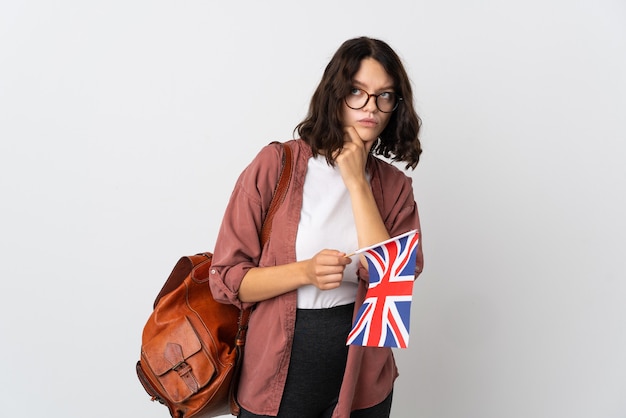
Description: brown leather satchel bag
136,142,292,417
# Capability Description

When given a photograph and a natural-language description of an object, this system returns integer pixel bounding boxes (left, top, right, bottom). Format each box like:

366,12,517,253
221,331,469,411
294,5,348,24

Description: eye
349,88,363,96
379,91,394,101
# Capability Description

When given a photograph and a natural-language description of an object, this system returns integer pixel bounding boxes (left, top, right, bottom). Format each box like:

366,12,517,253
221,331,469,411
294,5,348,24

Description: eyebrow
352,79,395,92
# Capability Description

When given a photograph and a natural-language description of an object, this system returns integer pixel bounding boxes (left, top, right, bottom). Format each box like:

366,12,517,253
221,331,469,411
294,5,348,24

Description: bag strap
260,142,293,246
237,141,291,336
235,142,292,365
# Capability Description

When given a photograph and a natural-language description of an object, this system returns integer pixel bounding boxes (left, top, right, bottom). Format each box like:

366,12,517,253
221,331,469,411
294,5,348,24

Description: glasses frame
344,88,403,113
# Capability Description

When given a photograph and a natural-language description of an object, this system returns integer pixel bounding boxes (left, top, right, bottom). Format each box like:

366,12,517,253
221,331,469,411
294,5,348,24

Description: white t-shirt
295,155,364,309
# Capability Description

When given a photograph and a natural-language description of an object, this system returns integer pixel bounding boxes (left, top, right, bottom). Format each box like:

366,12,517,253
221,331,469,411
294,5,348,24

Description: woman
210,36,424,418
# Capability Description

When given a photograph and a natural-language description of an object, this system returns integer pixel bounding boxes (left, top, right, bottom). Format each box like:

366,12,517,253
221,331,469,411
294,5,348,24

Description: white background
1,1,625,417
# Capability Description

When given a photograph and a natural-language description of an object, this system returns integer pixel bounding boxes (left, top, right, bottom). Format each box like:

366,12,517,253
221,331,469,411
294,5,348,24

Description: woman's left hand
334,126,369,190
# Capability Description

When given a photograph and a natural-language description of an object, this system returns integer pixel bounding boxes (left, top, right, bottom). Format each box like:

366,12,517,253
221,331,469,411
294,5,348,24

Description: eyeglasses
344,88,402,113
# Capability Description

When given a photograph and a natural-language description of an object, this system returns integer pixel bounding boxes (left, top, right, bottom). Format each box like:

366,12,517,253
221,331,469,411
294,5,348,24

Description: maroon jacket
209,139,423,417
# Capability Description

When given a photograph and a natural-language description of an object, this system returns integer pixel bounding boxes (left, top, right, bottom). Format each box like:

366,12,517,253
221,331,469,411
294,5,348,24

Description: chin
355,130,379,144
362,135,380,145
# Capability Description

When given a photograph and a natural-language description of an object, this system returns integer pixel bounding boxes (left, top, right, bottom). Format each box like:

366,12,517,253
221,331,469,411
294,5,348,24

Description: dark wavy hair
295,37,422,169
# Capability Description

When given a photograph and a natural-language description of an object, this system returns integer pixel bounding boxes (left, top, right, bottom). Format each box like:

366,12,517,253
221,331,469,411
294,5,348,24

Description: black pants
239,303,393,418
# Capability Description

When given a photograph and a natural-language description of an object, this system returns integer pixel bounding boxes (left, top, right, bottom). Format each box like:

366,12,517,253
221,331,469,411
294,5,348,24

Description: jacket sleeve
209,143,284,309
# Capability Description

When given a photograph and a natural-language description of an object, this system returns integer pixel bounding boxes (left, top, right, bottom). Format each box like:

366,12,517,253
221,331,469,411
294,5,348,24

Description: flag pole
344,229,418,258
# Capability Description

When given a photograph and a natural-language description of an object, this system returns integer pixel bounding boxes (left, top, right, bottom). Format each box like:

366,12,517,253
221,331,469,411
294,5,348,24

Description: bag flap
143,317,203,376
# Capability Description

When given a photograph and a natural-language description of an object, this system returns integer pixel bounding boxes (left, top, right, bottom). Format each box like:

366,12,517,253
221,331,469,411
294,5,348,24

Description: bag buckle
164,343,200,394
172,360,192,374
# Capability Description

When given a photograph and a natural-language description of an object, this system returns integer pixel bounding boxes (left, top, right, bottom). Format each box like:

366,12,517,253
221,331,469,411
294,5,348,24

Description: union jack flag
346,230,419,348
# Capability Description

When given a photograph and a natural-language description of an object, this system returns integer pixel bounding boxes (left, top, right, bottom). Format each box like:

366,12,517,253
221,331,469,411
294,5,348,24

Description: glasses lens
376,92,397,113
345,89,368,110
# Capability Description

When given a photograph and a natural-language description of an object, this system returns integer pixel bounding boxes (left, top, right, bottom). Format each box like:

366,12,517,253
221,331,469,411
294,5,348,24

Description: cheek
378,115,392,133
340,104,352,126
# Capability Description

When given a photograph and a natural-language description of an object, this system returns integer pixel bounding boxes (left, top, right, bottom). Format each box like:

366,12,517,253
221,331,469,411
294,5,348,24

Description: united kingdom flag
347,230,420,348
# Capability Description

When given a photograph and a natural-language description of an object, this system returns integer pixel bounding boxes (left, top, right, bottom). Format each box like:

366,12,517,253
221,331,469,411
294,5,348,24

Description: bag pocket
142,316,216,403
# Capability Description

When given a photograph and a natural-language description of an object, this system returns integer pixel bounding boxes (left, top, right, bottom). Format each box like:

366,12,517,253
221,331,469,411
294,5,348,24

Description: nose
362,94,378,112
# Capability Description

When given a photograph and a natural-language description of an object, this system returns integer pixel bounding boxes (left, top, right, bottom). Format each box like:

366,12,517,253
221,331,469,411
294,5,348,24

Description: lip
357,118,378,128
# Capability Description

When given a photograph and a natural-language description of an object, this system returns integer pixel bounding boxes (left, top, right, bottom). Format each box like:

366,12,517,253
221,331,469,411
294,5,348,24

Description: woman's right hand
305,249,352,290
239,249,352,303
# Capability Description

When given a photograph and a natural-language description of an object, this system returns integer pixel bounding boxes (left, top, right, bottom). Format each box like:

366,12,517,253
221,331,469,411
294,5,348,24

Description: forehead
352,58,394,90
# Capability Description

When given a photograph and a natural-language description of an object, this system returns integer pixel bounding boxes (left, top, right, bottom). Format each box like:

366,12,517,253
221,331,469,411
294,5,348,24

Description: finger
319,280,342,290
343,126,361,143
318,270,346,285
319,249,350,259
314,261,348,276
318,254,352,267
